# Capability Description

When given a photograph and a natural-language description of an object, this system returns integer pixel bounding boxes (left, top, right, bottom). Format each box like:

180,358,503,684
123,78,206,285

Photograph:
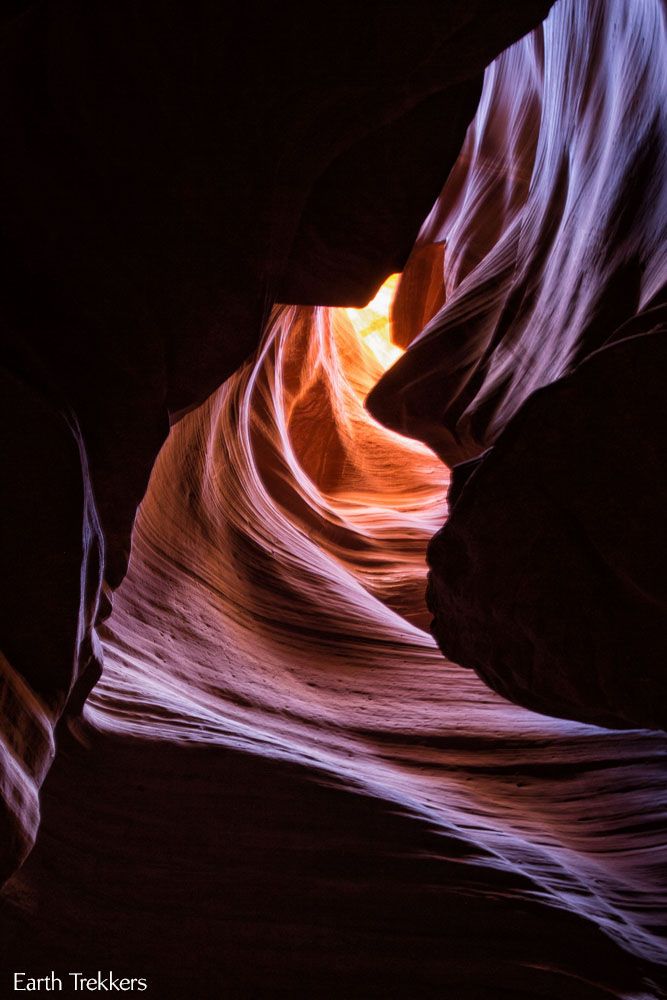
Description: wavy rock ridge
1,0,666,996
369,0,667,730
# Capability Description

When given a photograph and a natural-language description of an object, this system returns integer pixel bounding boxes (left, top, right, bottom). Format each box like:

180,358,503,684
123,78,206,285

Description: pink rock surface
1,1,666,995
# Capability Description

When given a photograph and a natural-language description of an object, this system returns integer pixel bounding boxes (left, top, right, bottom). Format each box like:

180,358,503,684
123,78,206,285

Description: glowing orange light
345,274,403,371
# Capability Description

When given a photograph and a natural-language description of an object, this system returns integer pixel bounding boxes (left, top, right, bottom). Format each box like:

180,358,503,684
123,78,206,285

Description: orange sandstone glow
95,266,667,977
88,0,667,980
2,0,667,993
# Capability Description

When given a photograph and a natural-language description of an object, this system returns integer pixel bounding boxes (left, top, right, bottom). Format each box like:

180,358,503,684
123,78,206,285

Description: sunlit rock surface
369,0,666,462
369,0,667,730
0,0,553,883
5,288,667,996
1,0,666,995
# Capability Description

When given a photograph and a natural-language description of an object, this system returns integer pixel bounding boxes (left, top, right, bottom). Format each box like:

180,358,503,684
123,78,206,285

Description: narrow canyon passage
4,279,666,997
1,0,666,996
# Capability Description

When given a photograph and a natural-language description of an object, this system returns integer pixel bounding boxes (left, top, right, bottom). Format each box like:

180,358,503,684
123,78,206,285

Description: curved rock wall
1,0,666,994
369,0,666,462
0,0,553,880
368,0,667,730
42,277,664,993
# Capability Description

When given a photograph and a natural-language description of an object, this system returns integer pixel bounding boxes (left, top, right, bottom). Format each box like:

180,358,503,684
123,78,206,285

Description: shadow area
2,724,664,999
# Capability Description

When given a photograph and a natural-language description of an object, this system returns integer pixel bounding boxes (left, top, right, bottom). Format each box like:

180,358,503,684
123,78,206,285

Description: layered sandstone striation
0,0,554,879
1,0,666,995
369,0,667,730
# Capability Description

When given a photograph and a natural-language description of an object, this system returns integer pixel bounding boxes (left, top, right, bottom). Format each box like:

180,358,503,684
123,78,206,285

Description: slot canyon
1,0,666,996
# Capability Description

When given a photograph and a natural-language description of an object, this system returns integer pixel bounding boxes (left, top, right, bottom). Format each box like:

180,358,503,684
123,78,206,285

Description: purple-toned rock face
369,0,666,462
0,0,554,884
1,1,666,996
367,0,667,731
